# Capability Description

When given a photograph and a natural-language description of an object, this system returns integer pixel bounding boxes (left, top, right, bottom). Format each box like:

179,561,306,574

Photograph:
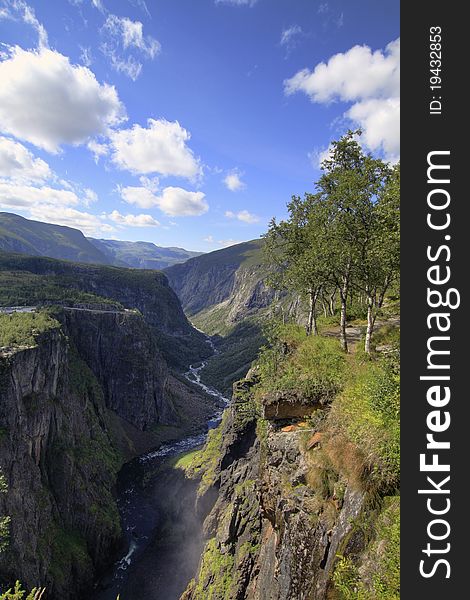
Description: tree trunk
306,289,319,336
329,288,337,316
339,293,348,352
365,297,376,354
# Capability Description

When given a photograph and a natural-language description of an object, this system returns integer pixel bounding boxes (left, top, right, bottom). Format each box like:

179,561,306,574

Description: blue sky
0,0,399,251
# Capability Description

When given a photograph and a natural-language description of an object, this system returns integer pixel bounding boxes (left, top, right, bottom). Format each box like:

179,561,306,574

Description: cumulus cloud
27,205,109,235
347,98,400,162
0,136,51,182
108,209,160,227
284,38,400,160
101,14,160,80
0,0,48,48
120,185,157,209
225,209,259,224
0,47,125,153
224,170,245,191
284,39,399,103
0,181,80,209
110,119,202,179
121,184,208,217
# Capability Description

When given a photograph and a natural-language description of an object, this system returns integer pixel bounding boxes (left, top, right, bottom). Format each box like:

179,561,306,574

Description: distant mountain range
0,212,202,269
88,238,203,270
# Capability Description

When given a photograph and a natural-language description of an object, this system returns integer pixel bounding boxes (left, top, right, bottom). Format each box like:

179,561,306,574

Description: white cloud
0,0,48,48
84,188,98,206
0,181,80,209
108,210,160,227
203,235,214,243
121,184,208,217
103,15,160,58
91,0,105,13
156,187,207,217
79,46,93,67
0,47,125,153
120,185,157,209
101,14,160,80
284,38,400,161
280,25,302,52
225,209,259,224
284,39,399,103
27,205,109,235
347,98,400,162
87,139,109,162
224,170,245,191
111,118,202,179
0,136,51,182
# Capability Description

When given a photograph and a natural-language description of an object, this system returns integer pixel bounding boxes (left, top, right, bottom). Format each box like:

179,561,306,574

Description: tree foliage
264,131,399,353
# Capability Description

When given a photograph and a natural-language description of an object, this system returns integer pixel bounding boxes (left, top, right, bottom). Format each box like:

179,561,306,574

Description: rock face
0,251,213,367
165,240,279,325
181,379,367,600
57,307,175,430
0,304,214,596
0,328,121,598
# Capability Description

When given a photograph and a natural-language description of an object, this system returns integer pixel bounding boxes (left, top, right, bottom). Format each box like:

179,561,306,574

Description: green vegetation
188,537,235,600
200,320,265,396
333,497,400,600
175,414,226,495
264,131,399,353
0,212,110,265
0,270,123,308
257,324,346,402
330,354,400,491
0,582,45,599
0,312,60,348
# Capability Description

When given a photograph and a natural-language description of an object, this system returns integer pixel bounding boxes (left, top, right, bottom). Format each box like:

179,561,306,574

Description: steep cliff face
165,240,278,328
181,362,398,600
0,328,121,598
0,251,212,368
57,307,175,430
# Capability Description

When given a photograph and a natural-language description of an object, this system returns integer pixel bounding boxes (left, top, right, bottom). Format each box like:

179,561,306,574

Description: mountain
0,251,219,596
88,238,203,270
165,240,290,395
164,239,277,328
0,213,202,270
0,212,111,265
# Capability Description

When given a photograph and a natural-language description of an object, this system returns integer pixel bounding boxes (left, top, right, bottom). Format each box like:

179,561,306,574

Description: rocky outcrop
0,328,121,598
181,379,368,600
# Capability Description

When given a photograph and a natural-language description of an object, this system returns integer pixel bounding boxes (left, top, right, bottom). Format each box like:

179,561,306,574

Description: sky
0,0,399,252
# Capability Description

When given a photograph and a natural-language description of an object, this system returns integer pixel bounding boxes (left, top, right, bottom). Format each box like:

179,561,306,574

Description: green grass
0,312,60,347
257,327,347,403
329,355,400,492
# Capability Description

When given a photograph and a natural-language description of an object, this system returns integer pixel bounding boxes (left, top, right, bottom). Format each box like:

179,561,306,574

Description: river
91,339,229,600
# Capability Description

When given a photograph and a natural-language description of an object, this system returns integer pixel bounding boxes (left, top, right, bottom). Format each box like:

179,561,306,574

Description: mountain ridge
0,212,202,270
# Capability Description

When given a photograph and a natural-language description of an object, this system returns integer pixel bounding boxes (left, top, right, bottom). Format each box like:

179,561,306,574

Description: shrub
0,312,60,348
